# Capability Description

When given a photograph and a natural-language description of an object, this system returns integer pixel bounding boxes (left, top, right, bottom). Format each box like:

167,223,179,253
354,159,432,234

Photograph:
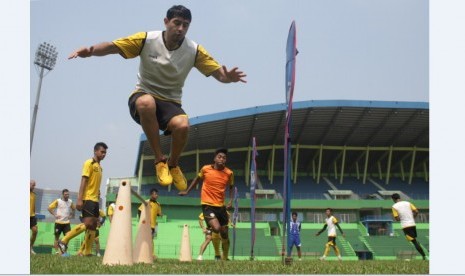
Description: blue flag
250,137,258,259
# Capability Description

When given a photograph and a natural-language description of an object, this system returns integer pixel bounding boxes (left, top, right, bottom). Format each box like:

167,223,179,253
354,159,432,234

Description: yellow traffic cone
102,180,133,265
133,202,154,264
179,224,192,262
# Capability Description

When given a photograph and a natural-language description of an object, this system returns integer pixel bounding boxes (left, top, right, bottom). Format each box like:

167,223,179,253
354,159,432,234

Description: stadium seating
330,177,380,199
376,178,429,200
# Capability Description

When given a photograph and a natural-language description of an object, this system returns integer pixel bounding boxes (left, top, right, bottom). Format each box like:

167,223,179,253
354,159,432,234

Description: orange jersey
199,165,234,207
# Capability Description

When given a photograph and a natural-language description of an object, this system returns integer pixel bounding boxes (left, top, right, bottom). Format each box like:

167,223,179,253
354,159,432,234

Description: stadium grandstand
32,99,429,260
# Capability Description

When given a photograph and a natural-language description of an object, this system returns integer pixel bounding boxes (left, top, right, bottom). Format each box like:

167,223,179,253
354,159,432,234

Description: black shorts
327,236,337,246
81,200,99,218
202,205,229,227
128,92,187,136
30,216,37,229
402,226,418,240
54,223,71,237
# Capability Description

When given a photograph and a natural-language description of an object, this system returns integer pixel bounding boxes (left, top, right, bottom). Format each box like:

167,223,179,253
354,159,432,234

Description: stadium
32,99,429,263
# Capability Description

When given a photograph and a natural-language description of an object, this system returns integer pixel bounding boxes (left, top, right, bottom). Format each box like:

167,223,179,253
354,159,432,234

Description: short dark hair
94,142,108,151
62,189,69,194
391,193,401,201
214,148,228,156
150,188,159,194
292,212,297,216
325,208,333,212
167,5,192,21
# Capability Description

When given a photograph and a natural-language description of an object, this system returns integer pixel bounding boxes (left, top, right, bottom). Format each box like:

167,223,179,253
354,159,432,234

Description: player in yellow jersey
107,193,117,223
179,148,234,260
30,180,38,255
316,208,345,261
137,188,162,258
391,193,427,260
48,189,76,254
68,5,246,192
58,142,108,256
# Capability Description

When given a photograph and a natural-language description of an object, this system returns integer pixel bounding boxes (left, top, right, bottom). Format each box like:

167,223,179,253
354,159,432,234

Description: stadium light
30,42,58,154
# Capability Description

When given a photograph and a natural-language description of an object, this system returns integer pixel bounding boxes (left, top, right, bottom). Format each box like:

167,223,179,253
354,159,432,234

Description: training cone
102,180,133,265
133,202,154,264
179,224,192,262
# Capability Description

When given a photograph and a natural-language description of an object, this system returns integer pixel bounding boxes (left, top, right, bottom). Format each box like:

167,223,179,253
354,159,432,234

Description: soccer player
315,208,344,261
30,180,38,255
107,201,116,223
67,5,246,192
48,189,76,254
58,142,108,256
138,188,162,258
197,212,222,261
289,212,302,261
391,193,427,260
179,148,234,260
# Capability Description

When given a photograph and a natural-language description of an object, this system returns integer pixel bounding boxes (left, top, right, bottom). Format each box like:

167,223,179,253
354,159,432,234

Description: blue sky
29,0,428,191
3,0,465,274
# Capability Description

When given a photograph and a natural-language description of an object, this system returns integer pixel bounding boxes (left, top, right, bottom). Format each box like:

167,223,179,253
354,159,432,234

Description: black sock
412,240,426,258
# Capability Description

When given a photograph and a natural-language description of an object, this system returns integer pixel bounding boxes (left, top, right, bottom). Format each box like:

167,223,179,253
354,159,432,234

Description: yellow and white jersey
113,31,221,104
49,198,75,224
392,201,417,228
107,203,116,217
325,216,339,237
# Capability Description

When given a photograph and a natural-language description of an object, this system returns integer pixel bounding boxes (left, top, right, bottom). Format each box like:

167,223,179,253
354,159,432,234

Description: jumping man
68,5,246,192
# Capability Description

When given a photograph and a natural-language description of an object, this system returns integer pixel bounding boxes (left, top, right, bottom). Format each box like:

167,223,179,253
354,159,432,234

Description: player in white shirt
391,193,426,260
316,208,344,261
48,189,76,254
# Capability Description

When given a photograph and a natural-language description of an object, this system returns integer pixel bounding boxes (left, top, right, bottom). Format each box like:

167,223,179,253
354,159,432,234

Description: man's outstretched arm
68,42,120,59
211,65,247,83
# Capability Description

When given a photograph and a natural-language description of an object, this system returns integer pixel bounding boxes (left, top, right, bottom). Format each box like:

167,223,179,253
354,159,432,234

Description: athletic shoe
155,160,172,186
61,253,70,257
319,256,326,261
337,255,342,261
170,166,187,191
214,255,221,261
57,240,68,254
97,253,101,257
30,249,36,255
197,255,203,261
298,258,302,261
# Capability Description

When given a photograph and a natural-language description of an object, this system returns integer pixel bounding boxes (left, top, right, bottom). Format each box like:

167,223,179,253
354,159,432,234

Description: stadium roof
134,100,429,179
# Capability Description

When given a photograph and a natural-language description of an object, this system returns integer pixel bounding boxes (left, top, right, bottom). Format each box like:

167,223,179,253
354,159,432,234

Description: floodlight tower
30,42,58,154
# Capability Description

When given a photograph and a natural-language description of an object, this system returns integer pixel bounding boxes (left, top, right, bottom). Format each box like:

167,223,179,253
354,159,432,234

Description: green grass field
30,255,428,274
